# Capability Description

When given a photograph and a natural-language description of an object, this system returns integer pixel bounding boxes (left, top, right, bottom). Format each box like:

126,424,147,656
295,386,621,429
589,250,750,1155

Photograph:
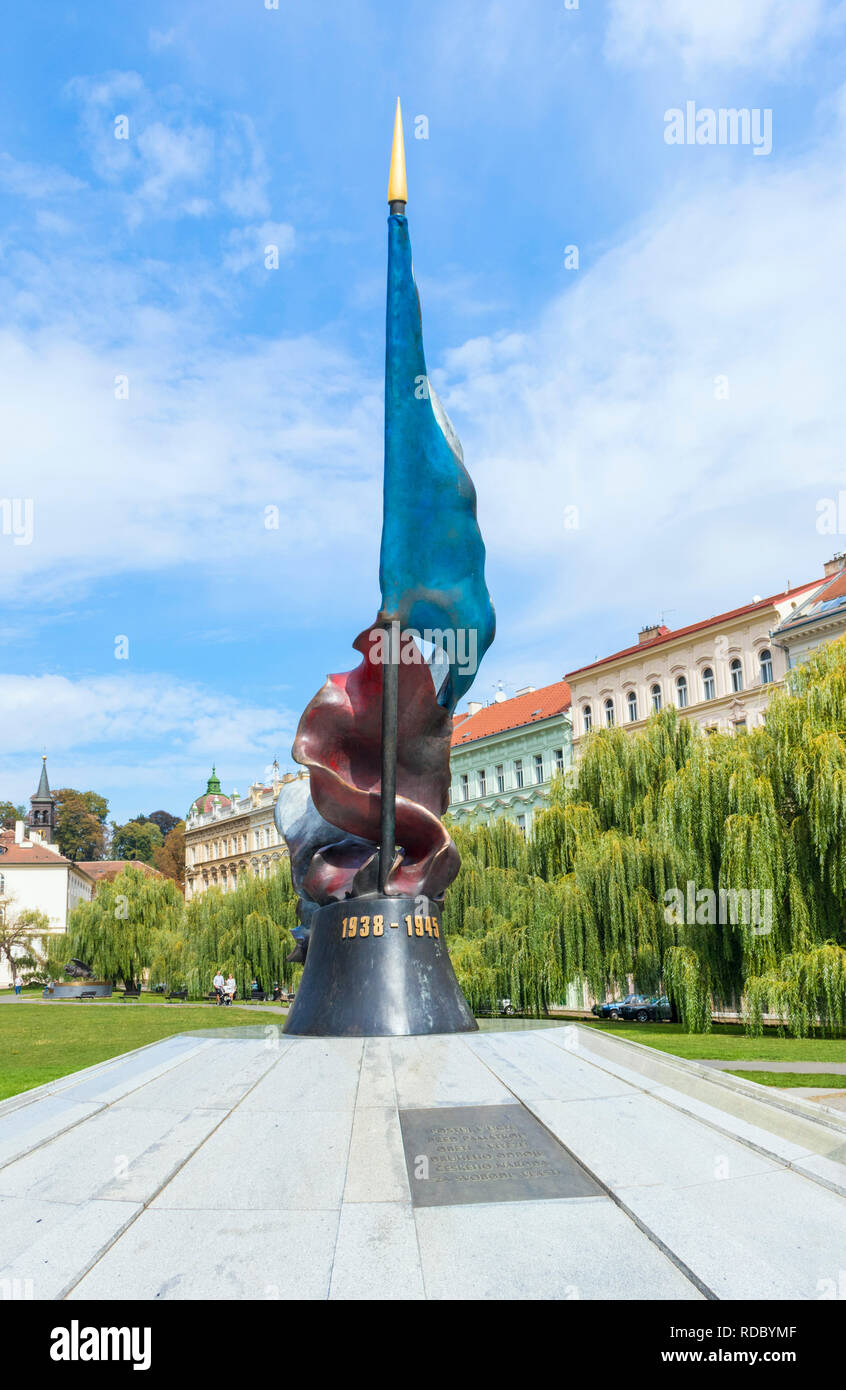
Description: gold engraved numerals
341,915,384,939
405,915,439,939
340,913,439,940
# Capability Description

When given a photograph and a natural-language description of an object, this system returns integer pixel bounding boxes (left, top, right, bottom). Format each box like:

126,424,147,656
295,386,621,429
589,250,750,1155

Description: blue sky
1,1,846,823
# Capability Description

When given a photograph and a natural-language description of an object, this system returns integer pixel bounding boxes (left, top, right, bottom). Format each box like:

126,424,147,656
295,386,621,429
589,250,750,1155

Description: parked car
619,994,672,1023
591,993,646,1020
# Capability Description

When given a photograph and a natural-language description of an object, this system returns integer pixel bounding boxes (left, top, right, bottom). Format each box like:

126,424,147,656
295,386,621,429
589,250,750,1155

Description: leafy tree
153,820,186,887
54,789,109,861
445,637,846,1035
179,864,299,1000
67,864,183,988
144,810,181,839
0,801,25,830
0,906,50,984
111,819,164,864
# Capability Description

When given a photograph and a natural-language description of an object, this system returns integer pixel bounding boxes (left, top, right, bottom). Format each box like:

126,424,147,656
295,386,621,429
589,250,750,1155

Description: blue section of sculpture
379,214,495,712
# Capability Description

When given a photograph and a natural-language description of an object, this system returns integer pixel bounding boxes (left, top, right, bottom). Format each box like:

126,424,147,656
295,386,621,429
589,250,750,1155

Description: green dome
191,765,232,815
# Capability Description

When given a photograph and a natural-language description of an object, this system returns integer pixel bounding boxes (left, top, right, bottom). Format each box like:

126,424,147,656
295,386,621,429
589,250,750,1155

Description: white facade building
566,574,831,753
183,764,308,901
0,823,95,987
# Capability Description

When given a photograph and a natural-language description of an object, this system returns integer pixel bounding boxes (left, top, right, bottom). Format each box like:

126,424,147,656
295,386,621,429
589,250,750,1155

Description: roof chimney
824,553,846,577
466,701,483,716
639,623,665,644
14,819,25,845
515,685,536,696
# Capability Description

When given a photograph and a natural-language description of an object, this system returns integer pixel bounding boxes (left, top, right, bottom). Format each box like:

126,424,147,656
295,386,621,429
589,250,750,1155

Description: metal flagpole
379,101,407,895
378,616,399,892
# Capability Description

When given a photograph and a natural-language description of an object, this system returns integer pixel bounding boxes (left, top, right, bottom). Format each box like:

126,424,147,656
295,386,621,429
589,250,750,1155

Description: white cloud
0,317,380,614
0,154,86,201
63,72,280,226
0,673,299,817
436,112,846,653
134,121,213,207
605,0,827,73
222,219,295,272
219,113,271,218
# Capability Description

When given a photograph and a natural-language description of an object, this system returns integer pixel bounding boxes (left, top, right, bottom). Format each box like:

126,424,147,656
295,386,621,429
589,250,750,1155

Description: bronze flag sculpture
278,102,495,1036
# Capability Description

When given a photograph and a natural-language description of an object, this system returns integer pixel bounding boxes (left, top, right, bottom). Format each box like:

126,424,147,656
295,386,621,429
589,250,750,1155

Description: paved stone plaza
1,1022,845,1301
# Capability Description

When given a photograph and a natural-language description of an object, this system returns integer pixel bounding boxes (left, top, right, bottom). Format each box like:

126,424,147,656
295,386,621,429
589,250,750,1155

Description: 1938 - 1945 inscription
399,1104,604,1208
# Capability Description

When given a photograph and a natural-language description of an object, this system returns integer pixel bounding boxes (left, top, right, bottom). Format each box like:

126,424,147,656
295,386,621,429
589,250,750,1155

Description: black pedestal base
283,895,478,1037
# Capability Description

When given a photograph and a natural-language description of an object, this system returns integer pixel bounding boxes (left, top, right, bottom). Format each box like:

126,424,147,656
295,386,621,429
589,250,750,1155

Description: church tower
29,755,57,843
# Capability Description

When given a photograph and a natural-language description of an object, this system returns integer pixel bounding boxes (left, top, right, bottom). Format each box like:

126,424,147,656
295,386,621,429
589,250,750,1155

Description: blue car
619,994,672,1023
591,993,647,1020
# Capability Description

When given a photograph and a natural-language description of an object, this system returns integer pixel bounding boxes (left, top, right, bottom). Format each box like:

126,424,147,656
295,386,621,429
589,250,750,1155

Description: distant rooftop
566,578,825,680
450,679,572,748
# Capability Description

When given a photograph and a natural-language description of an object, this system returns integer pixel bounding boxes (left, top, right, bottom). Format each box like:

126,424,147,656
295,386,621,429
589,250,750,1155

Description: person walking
224,973,237,1005
13,974,22,997
212,968,225,1006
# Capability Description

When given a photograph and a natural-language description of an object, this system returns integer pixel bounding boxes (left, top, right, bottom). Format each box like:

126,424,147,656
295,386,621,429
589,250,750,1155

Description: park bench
166,988,188,1002
120,985,141,1001
76,990,97,1001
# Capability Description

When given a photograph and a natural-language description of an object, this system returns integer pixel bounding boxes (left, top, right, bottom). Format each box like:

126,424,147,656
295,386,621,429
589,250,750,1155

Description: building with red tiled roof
771,554,846,666
184,761,308,902
448,679,572,836
565,564,840,752
75,860,164,885
0,818,95,988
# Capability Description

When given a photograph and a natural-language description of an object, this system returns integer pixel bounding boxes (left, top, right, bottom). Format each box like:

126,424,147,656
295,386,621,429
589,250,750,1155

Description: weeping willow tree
745,943,846,1037
445,637,846,1034
180,863,300,1001
66,865,184,988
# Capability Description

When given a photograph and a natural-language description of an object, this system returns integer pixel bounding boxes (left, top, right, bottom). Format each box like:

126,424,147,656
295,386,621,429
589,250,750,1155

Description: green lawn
0,1002,285,1102
732,1070,846,1089
581,1020,846,1062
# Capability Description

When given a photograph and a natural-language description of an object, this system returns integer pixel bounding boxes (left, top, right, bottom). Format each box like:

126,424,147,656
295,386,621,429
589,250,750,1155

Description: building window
730,658,743,693
495,764,505,793
702,667,715,701
676,676,688,709
626,691,638,722
734,717,747,732
554,748,564,775
514,759,524,789
460,773,469,801
759,649,773,685
650,684,662,712
583,705,593,733
516,814,527,837
477,769,487,797
604,699,614,727
534,753,544,784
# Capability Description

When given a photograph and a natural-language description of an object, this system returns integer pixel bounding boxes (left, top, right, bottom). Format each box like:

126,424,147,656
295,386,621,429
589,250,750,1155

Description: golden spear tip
387,97,407,206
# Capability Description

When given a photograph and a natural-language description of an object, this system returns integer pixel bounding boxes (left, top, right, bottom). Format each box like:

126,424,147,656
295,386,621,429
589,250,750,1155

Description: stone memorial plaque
399,1103,604,1207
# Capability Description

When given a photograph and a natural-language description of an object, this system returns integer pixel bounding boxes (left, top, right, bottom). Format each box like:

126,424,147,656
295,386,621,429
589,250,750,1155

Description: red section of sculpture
293,626,459,902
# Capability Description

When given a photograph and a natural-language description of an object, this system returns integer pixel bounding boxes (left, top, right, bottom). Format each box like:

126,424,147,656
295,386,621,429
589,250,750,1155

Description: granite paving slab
1,1025,844,1300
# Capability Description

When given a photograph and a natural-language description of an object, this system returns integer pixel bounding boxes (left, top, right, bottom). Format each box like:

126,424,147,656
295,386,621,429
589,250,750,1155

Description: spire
206,765,222,795
387,97,407,208
33,755,52,803
29,755,56,842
